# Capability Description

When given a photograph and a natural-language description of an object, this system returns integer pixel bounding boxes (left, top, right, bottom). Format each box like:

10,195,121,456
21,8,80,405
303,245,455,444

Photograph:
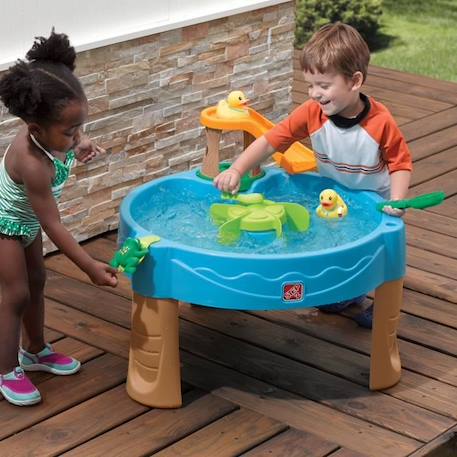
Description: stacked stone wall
0,2,295,253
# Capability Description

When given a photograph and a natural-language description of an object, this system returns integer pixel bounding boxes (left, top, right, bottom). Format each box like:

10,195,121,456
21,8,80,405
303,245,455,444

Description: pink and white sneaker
0,367,41,406
19,343,81,375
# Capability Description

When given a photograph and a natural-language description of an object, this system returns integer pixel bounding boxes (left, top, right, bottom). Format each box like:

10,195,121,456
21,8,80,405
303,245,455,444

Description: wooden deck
1,54,457,456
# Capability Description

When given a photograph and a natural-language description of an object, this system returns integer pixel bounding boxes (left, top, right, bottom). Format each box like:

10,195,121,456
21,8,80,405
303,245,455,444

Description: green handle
376,191,445,211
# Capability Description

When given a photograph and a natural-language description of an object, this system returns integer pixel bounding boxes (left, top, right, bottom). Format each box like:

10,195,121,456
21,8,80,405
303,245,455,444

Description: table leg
244,131,261,177
201,127,222,178
126,293,182,407
370,279,403,390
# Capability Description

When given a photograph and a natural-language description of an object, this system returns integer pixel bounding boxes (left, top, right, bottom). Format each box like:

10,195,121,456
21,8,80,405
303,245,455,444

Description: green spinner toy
210,192,310,244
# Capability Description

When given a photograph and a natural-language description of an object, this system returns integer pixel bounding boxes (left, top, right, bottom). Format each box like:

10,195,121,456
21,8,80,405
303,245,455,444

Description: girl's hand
74,137,105,163
214,167,241,194
382,205,405,217
86,261,118,287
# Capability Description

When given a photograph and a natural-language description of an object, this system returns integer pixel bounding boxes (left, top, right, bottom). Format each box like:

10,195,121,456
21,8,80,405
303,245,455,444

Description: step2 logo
282,282,304,302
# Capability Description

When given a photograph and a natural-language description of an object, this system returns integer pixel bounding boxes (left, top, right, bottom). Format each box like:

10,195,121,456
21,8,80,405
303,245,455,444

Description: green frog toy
110,235,160,274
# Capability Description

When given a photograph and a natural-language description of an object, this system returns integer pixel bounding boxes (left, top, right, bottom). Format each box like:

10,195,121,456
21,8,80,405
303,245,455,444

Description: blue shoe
353,304,373,329
319,295,366,314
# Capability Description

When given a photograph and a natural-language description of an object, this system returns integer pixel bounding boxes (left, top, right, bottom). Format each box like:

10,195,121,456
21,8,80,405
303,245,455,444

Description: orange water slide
200,106,316,174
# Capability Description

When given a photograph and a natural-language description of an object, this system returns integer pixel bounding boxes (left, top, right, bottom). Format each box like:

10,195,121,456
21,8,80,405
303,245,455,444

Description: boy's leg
20,231,80,375
319,295,366,314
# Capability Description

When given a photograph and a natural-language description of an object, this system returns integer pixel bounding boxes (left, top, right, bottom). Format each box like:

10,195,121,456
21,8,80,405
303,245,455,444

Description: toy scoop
376,191,445,211
316,189,348,219
210,192,310,244
110,235,160,274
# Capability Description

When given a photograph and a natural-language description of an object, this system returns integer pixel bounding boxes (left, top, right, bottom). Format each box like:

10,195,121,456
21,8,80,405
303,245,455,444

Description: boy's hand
382,205,405,217
86,261,118,287
74,136,105,163
214,168,241,194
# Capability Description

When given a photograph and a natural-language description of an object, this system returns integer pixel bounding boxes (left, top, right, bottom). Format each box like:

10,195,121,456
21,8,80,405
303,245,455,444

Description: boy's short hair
300,22,370,82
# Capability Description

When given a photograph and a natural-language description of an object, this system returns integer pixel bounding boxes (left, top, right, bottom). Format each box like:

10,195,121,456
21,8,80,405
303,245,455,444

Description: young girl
0,31,118,406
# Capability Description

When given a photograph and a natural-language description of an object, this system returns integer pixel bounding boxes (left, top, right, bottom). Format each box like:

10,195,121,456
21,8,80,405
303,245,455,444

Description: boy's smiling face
304,70,363,118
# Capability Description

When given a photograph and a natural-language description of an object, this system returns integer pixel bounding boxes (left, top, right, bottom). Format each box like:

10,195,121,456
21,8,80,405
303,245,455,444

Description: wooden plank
398,313,457,356
45,299,130,359
365,74,457,105
45,253,132,299
405,211,457,238
0,353,127,440
407,225,457,260
328,449,370,457
44,327,64,342
408,424,457,457
368,65,457,94
61,390,237,457
408,245,457,281
82,236,118,261
180,306,457,421
401,107,457,142
0,385,148,457
409,170,457,213
240,428,339,457
410,147,457,187
408,126,457,162
178,318,454,441
45,270,131,328
181,351,421,457
46,271,457,420
402,289,457,329
103,230,118,242
405,266,457,304
153,409,286,457
251,309,457,387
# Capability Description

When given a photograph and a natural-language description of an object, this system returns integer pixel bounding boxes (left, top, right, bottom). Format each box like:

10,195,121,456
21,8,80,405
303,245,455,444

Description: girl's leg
0,236,30,374
21,231,46,353
20,231,81,375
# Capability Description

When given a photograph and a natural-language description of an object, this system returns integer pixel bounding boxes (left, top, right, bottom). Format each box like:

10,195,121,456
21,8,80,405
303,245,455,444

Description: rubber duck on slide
216,90,250,119
316,189,348,219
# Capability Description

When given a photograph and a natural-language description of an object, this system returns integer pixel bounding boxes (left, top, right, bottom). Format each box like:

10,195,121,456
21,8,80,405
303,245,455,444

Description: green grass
371,0,457,82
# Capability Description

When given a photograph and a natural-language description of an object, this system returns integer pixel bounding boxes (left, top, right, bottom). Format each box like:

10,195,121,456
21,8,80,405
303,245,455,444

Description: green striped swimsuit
0,146,75,246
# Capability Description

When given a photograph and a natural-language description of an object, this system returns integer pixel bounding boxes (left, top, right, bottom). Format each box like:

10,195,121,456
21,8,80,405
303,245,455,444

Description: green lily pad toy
210,193,310,244
110,235,160,274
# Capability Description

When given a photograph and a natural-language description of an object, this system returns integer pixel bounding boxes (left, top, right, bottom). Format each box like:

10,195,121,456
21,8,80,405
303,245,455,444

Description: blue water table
117,165,406,408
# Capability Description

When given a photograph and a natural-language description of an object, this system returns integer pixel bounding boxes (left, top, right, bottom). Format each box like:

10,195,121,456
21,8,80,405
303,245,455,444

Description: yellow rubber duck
216,90,250,119
316,189,348,219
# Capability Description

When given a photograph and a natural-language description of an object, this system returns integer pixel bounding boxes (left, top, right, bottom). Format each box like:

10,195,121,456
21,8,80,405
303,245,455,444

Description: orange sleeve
362,99,413,174
264,101,311,152
380,119,413,173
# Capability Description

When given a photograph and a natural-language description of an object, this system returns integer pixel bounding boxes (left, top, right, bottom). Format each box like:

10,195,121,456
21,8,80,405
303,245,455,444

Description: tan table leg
201,127,222,178
244,131,261,177
126,293,182,407
369,279,403,390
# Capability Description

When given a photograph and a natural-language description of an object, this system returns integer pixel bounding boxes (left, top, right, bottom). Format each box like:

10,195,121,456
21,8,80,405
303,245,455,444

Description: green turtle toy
110,235,160,274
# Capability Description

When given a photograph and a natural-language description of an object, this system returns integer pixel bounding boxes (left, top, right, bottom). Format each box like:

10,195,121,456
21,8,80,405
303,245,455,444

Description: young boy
214,22,412,329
